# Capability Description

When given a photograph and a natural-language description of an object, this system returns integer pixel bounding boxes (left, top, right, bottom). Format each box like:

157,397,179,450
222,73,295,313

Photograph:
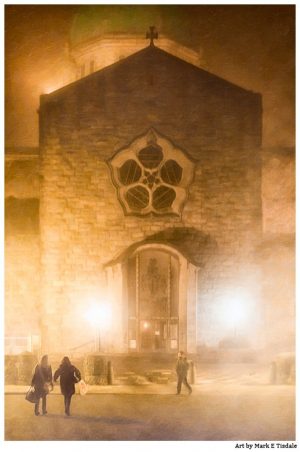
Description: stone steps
114,372,150,385
145,369,176,384
114,369,176,385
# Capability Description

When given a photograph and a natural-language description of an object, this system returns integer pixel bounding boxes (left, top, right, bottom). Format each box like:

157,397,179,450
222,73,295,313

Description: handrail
69,340,94,351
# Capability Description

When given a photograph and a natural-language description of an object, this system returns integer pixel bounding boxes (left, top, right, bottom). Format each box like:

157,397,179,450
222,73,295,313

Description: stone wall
260,147,295,352
262,148,295,235
39,47,263,352
5,151,41,352
259,237,295,352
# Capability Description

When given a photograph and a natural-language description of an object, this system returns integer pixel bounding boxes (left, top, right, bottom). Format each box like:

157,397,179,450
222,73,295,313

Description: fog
5,5,294,148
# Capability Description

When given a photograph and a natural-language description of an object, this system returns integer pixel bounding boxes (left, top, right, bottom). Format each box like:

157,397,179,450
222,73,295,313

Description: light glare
85,302,112,329
217,291,253,330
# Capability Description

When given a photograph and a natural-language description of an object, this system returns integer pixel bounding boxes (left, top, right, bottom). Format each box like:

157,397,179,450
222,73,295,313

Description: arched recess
105,243,198,353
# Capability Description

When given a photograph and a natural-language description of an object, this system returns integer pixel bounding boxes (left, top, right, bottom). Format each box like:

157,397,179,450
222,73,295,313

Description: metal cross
146,26,158,47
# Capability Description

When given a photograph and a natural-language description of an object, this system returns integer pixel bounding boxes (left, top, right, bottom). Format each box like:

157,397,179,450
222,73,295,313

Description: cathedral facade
40,42,264,354
5,36,294,358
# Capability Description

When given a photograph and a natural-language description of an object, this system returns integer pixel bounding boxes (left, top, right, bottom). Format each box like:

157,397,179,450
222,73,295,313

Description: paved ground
5,383,295,441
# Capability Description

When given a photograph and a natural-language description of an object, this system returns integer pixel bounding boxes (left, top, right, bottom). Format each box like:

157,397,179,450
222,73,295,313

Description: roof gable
43,45,259,102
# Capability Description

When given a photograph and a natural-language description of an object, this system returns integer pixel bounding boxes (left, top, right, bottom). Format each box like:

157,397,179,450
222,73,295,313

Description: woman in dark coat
54,356,81,416
31,354,53,416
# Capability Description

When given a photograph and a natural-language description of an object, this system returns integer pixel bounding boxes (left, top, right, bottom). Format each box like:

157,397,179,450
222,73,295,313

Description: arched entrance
105,242,198,354
127,247,179,352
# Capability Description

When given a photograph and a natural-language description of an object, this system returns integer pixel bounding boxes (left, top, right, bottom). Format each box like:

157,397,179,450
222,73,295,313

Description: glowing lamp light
85,301,112,352
217,291,253,331
143,322,150,330
85,302,112,329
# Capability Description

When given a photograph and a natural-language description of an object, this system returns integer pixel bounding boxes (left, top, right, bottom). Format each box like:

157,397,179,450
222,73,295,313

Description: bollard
270,361,277,384
288,361,295,385
84,354,107,385
189,360,195,385
107,360,113,385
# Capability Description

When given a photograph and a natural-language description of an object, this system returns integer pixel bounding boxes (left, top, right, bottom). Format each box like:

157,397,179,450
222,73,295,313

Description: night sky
5,4,295,149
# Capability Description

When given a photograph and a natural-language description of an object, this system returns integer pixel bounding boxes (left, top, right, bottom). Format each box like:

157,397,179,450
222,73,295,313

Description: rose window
108,129,195,216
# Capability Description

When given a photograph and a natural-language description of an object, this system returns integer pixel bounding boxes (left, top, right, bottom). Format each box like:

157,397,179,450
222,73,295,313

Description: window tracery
108,128,195,216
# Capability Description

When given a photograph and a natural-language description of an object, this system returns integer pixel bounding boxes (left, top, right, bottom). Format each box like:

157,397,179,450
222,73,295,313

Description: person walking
176,351,192,395
54,356,81,416
31,354,53,416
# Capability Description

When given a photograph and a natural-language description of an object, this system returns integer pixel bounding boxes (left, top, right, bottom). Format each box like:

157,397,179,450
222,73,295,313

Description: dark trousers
35,395,47,414
177,375,192,394
64,394,72,415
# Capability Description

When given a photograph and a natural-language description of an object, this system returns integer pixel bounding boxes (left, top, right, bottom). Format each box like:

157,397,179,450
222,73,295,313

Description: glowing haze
5,5,294,149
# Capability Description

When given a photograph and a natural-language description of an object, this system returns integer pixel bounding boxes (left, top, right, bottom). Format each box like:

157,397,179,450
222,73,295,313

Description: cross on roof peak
146,26,158,47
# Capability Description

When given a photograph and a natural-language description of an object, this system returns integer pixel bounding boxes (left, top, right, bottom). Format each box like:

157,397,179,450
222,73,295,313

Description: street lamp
216,290,254,340
85,302,112,352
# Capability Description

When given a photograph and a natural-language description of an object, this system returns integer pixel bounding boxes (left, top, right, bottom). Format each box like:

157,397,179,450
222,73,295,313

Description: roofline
70,32,173,53
40,45,261,104
154,46,261,97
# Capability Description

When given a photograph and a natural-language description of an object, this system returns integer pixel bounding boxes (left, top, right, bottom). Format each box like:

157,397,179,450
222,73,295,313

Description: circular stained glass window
152,186,176,210
126,185,149,210
119,159,142,186
138,144,163,169
161,160,183,186
108,129,195,215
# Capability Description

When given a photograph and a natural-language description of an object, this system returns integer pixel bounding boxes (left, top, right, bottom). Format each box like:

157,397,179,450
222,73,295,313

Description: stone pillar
178,257,188,352
106,264,126,353
187,263,197,353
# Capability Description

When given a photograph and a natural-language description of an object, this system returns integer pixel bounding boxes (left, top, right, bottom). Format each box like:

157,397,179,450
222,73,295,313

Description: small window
152,186,176,210
126,185,149,210
119,160,142,186
138,144,163,169
161,160,183,186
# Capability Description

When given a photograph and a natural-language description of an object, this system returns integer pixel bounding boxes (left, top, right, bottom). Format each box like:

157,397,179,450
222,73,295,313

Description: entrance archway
127,247,179,352
105,242,198,354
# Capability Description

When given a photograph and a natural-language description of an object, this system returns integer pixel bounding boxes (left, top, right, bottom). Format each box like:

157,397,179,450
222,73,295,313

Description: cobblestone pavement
5,384,295,441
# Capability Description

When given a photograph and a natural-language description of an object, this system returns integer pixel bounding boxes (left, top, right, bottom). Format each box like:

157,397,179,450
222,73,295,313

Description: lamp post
97,328,101,353
216,290,254,345
85,302,111,353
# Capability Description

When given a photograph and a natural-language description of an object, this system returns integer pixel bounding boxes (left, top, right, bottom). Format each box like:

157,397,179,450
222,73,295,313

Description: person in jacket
54,356,81,416
176,351,192,395
31,354,53,416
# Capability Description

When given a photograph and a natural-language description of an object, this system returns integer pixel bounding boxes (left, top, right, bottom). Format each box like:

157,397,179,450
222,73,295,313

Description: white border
1,2,297,452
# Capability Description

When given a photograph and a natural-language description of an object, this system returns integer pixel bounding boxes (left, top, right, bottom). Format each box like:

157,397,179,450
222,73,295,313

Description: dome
70,5,193,48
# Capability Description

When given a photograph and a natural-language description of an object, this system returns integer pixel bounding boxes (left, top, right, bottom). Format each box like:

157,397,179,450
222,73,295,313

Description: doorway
127,248,179,352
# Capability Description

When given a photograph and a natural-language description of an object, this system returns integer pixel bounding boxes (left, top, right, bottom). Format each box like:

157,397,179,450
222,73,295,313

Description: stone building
5,35,294,359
